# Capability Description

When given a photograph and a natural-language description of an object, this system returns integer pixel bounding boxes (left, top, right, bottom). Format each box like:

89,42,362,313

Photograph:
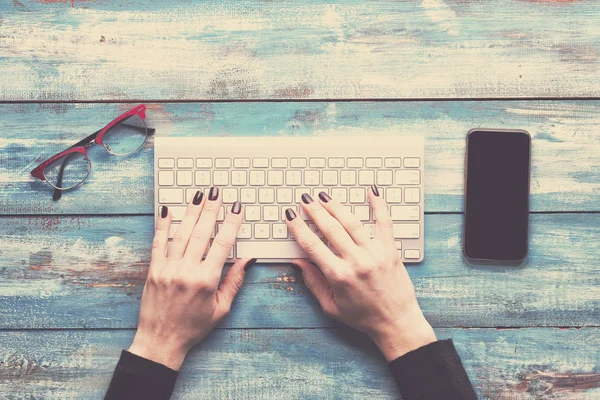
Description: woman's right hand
285,185,436,361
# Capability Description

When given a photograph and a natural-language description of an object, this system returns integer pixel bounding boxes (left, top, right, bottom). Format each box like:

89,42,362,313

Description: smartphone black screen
464,130,530,261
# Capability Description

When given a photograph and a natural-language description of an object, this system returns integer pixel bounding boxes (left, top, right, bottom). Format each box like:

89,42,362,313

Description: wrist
128,332,188,371
370,310,437,362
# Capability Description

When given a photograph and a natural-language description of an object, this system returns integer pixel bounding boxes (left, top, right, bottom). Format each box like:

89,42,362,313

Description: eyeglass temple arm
52,124,155,201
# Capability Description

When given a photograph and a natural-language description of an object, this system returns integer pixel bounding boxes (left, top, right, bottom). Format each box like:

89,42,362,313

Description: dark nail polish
244,258,257,272
192,190,203,205
285,208,297,221
371,184,380,197
301,193,313,204
318,191,331,203
209,186,219,201
161,206,168,218
232,201,242,215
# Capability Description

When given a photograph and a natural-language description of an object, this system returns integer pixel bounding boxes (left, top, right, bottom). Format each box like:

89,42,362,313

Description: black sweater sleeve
388,339,477,400
104,350,179,400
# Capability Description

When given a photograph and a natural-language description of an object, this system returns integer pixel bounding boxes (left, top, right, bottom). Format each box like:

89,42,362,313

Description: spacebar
237,241,308,259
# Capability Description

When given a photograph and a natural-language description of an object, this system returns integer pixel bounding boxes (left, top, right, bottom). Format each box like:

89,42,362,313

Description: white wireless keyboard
154,136,424,263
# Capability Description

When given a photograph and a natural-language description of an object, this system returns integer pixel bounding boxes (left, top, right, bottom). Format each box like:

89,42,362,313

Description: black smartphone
463,128,531,262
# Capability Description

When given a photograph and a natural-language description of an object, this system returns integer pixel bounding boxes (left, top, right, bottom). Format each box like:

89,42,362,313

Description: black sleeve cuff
388,339,477,400
104,350,179,400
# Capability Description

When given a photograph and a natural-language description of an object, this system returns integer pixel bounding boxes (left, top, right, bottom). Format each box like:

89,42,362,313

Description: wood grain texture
1,328,598,399
1,213,598,329
0,1,599,100
1,101,599,215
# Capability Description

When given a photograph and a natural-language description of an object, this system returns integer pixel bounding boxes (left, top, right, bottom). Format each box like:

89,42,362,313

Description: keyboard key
196,158,212,168
395,241,402,250
384,158,402,168
237,224,252,239
273,224,289,239
393,224,420,239
213,171,229,186
377,170,393,186
300,207,310,220
349,187,365,203
313,187,329,198
177,170,193,186
177,158,194,168
222,188,238,204
215,158,232,168
390,206,420,221
404,188,420,203
195,170,211,186
245,206,261,221
403,157,420,168
159,188,184,204
347,158,364,168
328,158,345,168
186,188,201,203
272,158,288,168
366,158,382,168
331,188,347,203
291,158,307,168
308,224,324,238
254,224,270,239
158,170,174,186
358,170,375,185
295,188,310,203
264,205,279,221
169,206,187,222
396,170,420,185
258,188,275,203
322,170,338,186
267,170,284,186
404,249,420,259
253,158,269,168
354,205,370,221
385,188,402,203
240,188,257,203
158,158,175,168
230,170,247,186
309,158,326,168
233,158,250,168
304,170,320,186
249,171,265,186
365,223,377,238
277,188,293,203
168,223,180,239
340,170,357,186
237,241,307,259
286,170,302,186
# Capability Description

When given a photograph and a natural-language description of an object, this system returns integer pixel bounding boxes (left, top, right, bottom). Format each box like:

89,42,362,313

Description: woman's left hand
129,188,254,370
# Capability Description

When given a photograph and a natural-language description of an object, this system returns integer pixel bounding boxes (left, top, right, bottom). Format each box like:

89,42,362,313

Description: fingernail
192,190,203,205
161,206,168,218
318,191,331,203
371,184,380,197
209,186,219,201
232,201,242,215
285,208,297,221
301,193,313,204
244,258,257,272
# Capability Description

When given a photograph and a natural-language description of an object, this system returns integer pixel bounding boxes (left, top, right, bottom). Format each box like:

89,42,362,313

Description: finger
292,259,339,318
369,184,395,246
285,207,341,277
185,187,222,262
169,190,206,259
316,191,371,247
300,193,359,260
203,201,243,276
216,257,254,312
151,205,171,269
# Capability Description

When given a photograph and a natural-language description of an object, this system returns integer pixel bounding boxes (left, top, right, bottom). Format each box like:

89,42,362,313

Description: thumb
292,259,339,318
217,258,255,308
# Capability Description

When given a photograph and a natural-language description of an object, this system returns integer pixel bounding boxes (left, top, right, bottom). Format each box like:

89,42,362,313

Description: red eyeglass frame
30,104,152,199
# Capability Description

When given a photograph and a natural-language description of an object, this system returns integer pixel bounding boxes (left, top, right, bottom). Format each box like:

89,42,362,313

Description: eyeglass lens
102,115,148,156
43,152,91,190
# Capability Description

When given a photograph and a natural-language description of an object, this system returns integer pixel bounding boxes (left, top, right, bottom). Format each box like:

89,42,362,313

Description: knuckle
347,219,363,232
191,228,209,241
378,217,394,229
333,272,352,287
300,238,321,255
214,234,235,249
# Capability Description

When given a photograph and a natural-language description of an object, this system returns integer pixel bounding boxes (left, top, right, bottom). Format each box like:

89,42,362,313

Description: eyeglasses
30,104,155,200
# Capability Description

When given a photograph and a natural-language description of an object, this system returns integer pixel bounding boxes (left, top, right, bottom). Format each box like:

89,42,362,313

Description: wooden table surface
0,1,599,399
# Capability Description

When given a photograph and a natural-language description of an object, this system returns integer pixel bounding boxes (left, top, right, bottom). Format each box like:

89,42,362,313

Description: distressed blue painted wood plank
1,214,598,329
0,1,599,100
0,328,598,399
1,101,599,214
